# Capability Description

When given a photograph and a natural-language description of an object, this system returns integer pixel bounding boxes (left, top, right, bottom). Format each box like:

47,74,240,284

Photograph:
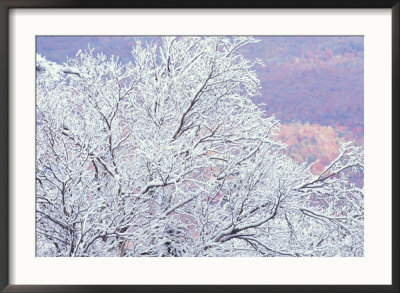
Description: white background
9,9,392,285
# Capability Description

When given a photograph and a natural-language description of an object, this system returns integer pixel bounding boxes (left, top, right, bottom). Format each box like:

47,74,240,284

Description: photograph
35,35,365,258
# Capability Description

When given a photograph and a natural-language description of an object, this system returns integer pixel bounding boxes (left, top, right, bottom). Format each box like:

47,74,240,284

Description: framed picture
1,1,398,292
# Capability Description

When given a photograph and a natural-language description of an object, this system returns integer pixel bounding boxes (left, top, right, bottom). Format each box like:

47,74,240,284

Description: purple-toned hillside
243,37,363,141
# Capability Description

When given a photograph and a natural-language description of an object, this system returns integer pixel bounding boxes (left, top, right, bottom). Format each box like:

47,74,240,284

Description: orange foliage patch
277,123,355,174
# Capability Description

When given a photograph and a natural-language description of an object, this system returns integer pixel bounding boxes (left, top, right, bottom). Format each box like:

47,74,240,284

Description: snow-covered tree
35,36,364,257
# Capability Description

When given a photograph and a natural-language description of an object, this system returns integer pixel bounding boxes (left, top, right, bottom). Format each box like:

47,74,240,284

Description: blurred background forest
37,36,363,176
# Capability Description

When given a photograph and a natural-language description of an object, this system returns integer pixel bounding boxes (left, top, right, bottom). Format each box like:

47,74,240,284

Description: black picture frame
0,1,398,292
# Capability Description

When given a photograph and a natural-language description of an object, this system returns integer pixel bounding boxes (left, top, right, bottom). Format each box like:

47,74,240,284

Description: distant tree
36,36,364,257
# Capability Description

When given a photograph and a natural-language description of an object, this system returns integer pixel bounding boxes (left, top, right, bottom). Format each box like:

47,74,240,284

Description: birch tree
36,36,364,257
